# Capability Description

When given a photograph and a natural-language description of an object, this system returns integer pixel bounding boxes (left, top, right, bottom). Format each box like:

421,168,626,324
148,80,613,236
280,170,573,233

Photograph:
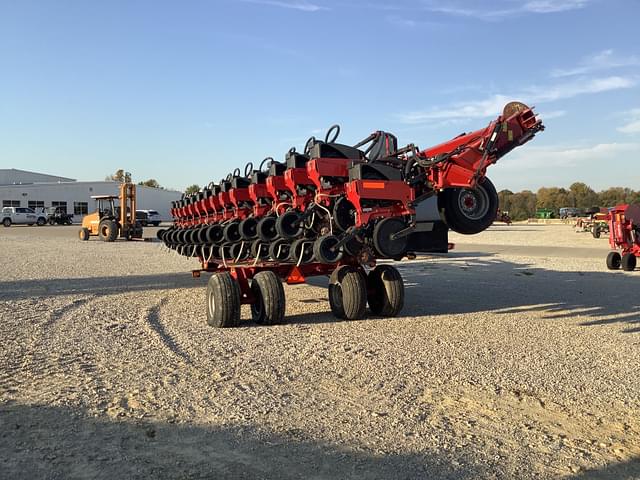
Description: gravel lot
1,224,639,479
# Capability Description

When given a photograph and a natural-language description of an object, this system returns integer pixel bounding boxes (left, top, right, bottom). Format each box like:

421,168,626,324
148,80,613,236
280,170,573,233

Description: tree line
499,182,640,221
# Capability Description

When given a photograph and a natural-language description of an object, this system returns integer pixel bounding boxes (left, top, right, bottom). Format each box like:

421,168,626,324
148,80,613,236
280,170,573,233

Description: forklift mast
120,182,137,230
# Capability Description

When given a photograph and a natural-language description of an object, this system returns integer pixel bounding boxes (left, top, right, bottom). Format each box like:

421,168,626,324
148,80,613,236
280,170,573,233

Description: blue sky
1,0,639,192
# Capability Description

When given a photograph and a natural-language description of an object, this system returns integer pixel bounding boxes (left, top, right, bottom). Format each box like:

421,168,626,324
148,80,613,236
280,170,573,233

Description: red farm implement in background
158,101,544,327
605,203,640,272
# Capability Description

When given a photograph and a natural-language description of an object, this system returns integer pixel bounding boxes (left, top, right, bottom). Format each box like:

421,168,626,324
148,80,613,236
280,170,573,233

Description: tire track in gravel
1,295,108,406
143,296,193,364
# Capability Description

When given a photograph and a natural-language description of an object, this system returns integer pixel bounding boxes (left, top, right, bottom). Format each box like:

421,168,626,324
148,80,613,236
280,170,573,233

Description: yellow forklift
78,183,143,241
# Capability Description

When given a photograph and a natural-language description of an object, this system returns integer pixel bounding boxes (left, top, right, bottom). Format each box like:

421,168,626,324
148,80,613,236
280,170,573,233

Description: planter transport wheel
250,271,286,325
269,239,291,262
373,217,408,259
438,177,498,235
289,238,314,264
367,265,404,316
276,211,303,239
621,253,636,271
328,265,367,320
78,228,90,241
606,251,621,270
313,235,343,264
206,272,241,328
257,216,278,242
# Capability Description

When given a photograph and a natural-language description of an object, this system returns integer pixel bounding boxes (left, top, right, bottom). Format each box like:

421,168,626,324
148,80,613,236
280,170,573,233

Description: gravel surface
1,224,639,479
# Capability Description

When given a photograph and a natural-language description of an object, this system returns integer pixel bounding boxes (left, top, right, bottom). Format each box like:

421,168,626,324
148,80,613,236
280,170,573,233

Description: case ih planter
159,101,544,327
605,203,640,272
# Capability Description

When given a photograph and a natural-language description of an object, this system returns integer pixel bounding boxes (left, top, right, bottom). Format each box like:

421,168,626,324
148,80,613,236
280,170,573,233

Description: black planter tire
250,240,269,260
206,272,241,328
328,265,367,320
621,253,636,271
289,238,314,264
276,211,303,239
239,217,258,240
606,251,621,270
373,217,408,259
313,235,343,264
333,197,356,232
438,177,498,235
257,216,278,242
269,239,291,262
223,222,241,243
250,271,285,325
98,220,118,242
206,224,224,244
367,265,404,317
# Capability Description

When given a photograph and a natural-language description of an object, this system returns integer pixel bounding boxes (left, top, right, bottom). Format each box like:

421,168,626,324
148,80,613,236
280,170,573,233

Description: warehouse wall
0,181,181,222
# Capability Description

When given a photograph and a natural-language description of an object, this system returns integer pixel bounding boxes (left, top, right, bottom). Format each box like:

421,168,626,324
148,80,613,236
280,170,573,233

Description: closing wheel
230,242,249,261
313,235,343,264
373,217,409,259
621,253,636,271
328,265,367,320
98,220,118,242
239,217,258,240
78,227,90,241
223,222,241,243
157,229,166,241
606,251,621,270
257,216,278,242
206,272,241,328
367,265,404,317
250,271,285,325
438,177,498,235
276,211,303,239
289,238,314,264
250,240,269,260
333,197,356,232
206,224,224,244
269,239,291,262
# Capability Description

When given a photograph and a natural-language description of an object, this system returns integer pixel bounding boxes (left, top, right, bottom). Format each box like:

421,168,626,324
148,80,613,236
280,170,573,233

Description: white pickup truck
2,207,48,227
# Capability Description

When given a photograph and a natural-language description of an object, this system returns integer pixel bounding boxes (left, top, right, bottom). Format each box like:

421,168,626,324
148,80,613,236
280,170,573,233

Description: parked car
2,207,47,227
559,207,583,219
46,206,74,225
135,209,161,226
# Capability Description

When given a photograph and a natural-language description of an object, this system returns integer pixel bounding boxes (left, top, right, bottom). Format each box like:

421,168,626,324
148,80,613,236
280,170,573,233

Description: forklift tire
98,220,118,242
606,251,621,270
78,228,90,241
592,226,601,238
367,265,404,317
438,177,498,235
250,271,285,325
206,272,241,328
621,253,636,272
328,265,367,320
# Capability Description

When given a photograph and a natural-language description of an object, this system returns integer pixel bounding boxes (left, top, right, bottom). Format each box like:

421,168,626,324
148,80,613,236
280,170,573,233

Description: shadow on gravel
0,402,485,480
0,273,203,302
397,256,640,333
569,457,640,480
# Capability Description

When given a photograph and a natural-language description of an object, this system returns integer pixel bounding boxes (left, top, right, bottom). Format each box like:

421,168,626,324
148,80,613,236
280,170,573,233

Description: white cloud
540,110,566,120
618,109,640,134
423,0,589,20
551,49,640,77
396,76,637,124
241,0,327,12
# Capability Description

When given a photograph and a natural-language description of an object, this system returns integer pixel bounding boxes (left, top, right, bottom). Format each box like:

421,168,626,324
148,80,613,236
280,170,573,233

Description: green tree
106,169,131,183
138,179,161,188
509,190,537,220
569,182,599,209
185,184,200,195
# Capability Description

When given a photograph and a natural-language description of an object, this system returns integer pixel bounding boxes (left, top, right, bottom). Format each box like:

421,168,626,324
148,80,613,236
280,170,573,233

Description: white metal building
0,169,181,222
